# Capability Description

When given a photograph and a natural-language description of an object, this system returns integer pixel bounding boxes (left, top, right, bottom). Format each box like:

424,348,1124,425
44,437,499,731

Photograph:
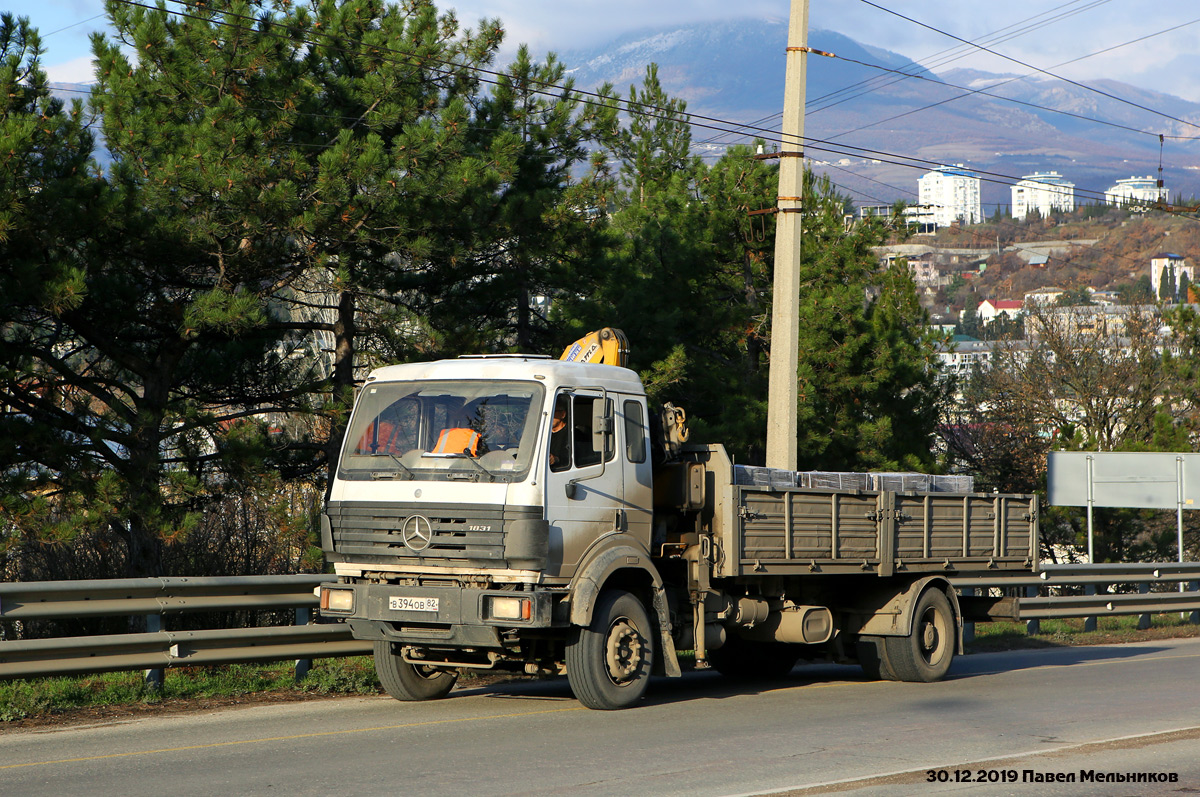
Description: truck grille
326,501,539,567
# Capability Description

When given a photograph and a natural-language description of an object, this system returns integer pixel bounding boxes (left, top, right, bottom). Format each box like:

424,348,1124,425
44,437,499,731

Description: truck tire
883,589,955,683
566,589,653,710
708,637,800,680
373,641,458,701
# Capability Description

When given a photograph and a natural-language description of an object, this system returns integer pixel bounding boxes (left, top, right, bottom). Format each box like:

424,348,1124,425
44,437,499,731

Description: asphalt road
4,637,1200,796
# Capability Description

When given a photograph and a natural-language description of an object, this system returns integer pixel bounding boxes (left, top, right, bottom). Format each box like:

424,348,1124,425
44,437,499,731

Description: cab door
544,391,621,579
619,396,653,548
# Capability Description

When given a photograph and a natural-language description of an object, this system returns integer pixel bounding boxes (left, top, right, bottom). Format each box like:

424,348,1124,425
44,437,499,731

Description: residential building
874,244,990,291
1150,253,1193,301
976,299,1023,325
1024,304,1158,341
935,337,1029,379
1011,172,1075,220
918,165,982,228
1104,175,1165,207
857,203,937,232
1008,240,1099,264
1025,287,1066,306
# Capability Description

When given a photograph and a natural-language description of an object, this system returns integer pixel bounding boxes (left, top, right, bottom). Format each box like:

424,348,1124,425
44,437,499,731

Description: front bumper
320,582,559,649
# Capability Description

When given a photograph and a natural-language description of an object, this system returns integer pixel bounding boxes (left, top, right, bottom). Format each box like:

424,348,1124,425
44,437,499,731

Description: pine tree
403,45,618,355
2,1,542,577
1160,262,1177,302
570,66,945,467
791,171,945,471
0,14,108,571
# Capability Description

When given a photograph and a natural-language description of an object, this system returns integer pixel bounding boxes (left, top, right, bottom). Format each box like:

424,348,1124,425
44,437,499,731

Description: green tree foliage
946,303,1197,561
566,66,946,468
981,312,1023,341
410,45,617,356
956,301,980,338
1115,274,1154,304
0,15,109,568
792,170,946,471
3,1,575,578
1054,287,1094,306
2,2,351,578
1159,263,1177,303
560,66,779,459
1161,303,1200,440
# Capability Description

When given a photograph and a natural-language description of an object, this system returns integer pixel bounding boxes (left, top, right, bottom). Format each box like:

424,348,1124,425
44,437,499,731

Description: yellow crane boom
559,328,630,368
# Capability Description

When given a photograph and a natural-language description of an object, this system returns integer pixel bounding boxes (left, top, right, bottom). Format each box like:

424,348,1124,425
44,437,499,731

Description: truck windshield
339,380,545,482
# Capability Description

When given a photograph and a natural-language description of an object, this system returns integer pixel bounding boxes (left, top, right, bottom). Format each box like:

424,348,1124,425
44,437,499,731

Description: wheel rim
604,616,645,686
413,664,444,681
918,606,949,667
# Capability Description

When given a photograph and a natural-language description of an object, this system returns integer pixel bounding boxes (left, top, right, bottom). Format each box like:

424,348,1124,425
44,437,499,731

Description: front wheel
373,641,459,701
884,589,956,682
566,589,654,710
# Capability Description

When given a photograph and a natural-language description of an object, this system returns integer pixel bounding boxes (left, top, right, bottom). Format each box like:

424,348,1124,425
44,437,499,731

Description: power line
826,51,1200,141
808,0,1113,114
42,14,106,39
857,0,1200,133
698,0,1113,146
827,12,1200,144
57,3,1199,288
93,0,1171,211
704,8,1200,153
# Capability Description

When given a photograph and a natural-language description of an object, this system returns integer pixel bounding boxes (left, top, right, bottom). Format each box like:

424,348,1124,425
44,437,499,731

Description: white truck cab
321,355,668,707
326,354,652,581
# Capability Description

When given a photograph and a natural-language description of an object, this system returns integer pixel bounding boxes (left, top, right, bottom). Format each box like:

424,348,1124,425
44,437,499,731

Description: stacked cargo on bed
732,465,973,494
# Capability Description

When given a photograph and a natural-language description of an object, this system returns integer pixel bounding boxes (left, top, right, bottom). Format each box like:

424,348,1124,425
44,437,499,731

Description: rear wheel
373,641,458,701
884,589,956,682
566,590,654,710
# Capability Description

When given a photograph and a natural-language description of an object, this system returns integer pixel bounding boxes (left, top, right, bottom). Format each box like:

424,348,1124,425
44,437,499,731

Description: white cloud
45,54,96,84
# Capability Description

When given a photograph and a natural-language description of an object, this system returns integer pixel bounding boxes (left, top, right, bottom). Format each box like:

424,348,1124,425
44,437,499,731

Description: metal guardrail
0,574,334,619
952,562,1200,590
953,562,1200,638
4,564,1198,680
0,575,372,680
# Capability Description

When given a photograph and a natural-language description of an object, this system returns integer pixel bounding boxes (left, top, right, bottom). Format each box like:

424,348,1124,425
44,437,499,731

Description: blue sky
10,0,1200,103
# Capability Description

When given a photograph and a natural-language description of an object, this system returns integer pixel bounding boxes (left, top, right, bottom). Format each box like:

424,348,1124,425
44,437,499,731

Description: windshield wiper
423,451,494,482
367,452,414,480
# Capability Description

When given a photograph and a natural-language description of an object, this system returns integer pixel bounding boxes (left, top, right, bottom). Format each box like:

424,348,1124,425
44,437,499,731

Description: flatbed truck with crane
318,333,1037,709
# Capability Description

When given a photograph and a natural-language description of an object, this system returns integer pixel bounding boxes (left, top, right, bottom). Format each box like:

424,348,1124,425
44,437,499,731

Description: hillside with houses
877,205,1200,329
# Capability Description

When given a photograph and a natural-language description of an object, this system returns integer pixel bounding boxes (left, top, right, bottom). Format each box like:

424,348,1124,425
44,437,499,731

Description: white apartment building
1150,253,1193,300
1011,172,1075,220
1104,175,1165,207
918,166,982,228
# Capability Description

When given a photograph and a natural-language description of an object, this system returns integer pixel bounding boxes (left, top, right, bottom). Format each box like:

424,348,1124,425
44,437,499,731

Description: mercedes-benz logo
401,515,433,552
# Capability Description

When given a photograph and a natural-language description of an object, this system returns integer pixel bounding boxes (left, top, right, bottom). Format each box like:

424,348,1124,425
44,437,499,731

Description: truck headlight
487,596,531,621
321,587,355,613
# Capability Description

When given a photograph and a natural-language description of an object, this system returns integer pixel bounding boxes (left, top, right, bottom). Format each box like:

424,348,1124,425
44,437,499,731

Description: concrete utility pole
765,0,810,470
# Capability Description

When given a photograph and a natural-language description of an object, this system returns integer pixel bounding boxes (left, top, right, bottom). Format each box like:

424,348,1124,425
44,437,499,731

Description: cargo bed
691,446,1039,578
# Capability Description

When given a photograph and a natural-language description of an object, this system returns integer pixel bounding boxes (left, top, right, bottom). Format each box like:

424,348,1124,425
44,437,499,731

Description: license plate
389,596,439,612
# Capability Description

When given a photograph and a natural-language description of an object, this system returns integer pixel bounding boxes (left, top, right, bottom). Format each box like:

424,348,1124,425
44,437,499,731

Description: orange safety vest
432,427,482,456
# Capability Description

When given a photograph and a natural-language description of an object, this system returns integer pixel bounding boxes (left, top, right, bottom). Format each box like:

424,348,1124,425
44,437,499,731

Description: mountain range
557,19,1200,210
49,19,1200,210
